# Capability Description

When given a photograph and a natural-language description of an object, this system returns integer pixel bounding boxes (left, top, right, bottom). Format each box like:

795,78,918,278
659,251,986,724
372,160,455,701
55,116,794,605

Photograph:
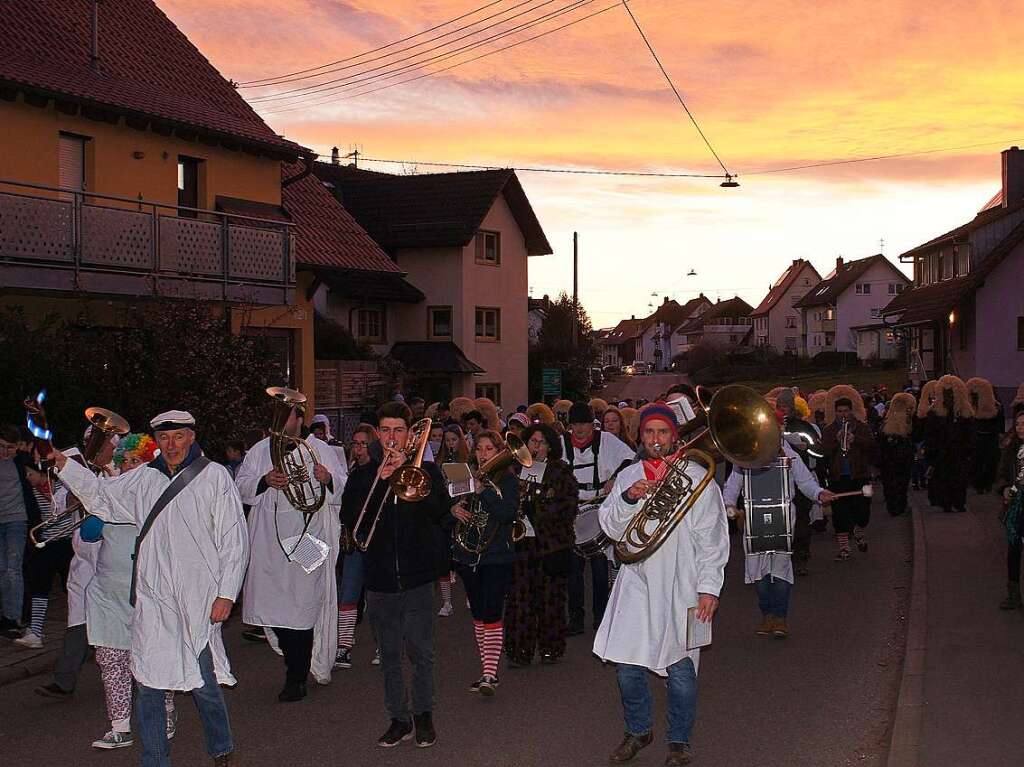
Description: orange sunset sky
164,0,1023,327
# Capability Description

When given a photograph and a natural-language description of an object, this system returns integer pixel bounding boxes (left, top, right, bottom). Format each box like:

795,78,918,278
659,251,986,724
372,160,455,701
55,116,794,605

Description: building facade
750,259,822,355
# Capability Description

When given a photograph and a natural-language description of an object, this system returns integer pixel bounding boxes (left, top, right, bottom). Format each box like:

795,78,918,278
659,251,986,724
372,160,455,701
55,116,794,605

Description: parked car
602,364,620,378
631,361,651,376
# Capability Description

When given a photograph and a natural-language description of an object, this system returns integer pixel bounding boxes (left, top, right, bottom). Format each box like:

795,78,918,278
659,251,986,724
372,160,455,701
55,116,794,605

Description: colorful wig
113,433,158,467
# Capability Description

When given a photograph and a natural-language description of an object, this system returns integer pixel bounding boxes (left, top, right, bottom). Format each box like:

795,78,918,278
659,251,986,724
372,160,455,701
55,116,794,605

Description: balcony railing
0,179,295,305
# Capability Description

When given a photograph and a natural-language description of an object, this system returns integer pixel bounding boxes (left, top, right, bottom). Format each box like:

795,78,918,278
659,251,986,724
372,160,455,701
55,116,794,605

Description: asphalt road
598,372,690,406
0,494,910,767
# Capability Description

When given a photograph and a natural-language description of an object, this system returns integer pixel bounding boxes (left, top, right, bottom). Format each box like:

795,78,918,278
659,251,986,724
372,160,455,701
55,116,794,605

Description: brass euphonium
346,418,432,553
28,403,130,548
614,385,781,564
267,387,326,515
454,435,533,562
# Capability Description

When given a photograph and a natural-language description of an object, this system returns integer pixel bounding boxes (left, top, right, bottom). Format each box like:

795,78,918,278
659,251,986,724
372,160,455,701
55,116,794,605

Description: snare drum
742,457,794,555
573,500,610,559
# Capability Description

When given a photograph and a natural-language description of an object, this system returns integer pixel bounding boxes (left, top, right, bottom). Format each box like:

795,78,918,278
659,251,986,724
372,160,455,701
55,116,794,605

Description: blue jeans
338,550,364,606
136,645,232,766
616,657,697,745
0,520,27,621
755,575,792,618
569,552,610,626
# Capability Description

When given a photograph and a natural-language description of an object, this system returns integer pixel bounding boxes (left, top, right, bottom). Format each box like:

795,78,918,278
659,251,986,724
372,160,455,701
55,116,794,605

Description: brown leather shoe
756,616,775,635
772,619,789,639
665,743,693,765
609,732,653,763
213,753,235,766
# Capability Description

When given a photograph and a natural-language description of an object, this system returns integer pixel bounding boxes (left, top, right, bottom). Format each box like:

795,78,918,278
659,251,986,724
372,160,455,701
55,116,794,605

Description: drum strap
564,431,602,491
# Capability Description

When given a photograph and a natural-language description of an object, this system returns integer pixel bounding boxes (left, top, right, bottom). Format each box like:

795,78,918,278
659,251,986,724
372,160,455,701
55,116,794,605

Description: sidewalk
0,589,70,687
902,488,1024,767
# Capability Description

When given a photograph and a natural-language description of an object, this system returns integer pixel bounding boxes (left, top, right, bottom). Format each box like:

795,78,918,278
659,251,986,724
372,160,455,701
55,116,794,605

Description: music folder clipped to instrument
441,462,475,497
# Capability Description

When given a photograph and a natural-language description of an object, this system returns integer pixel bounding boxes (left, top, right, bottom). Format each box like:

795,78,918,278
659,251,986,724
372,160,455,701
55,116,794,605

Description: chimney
793,258,800,265
663,296,669,305
90,1,101,72
630,314,635,320
330,146,340,165
1002,146,1024,207
836,256,844,271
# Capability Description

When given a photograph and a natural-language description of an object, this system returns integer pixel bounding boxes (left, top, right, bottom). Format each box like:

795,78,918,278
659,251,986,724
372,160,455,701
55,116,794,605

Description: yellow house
0,0,325,406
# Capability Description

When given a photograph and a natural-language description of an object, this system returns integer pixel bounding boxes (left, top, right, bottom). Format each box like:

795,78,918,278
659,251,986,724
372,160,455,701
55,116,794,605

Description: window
356,308,383,342
855,283,871,295
1018,317,1024,351
475,307,501,340
729,335,738,343
428,306,452,339
475,383,501,403
888,283,897,295
785,316,797,329
955,245,970,277
895,283,904,294
177,156,201,217
870,308,882,319
475,231,501,265
58,133,87,200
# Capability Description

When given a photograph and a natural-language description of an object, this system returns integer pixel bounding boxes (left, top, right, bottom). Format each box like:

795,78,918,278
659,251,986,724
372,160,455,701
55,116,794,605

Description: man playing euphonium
595,405,730,767
236,398,347,703
50,410,248,767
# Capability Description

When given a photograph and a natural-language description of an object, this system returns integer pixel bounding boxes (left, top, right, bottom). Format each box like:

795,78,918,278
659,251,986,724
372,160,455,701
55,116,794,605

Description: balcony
0,179,295,305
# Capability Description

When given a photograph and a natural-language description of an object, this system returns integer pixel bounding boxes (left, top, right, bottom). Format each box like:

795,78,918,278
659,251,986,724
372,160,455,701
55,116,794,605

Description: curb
886,505,927,767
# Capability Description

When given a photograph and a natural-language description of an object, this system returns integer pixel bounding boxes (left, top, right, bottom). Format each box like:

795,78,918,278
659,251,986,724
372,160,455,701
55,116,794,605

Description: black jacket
341,459,452,593
451,471,519,568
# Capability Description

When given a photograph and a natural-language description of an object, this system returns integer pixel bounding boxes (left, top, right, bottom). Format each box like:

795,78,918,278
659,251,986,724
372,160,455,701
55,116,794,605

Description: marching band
2,375,1018,766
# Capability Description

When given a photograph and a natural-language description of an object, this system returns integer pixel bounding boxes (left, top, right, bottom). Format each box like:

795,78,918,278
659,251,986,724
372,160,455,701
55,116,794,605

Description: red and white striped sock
473,619,485,668
836,533,850,552
482,621,503,678
338,604,358,649
439,574,453,605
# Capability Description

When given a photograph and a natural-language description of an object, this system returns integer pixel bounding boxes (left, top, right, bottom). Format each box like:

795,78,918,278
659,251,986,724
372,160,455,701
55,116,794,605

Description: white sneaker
92,730,133,750
437,602,454,617
371,647,381,666
14,632,43,649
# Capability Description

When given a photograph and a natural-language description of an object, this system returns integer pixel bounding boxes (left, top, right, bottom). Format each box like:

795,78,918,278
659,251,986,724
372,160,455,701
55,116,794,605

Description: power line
257,1,623,115
618,0,731,178
743,139,1024,175
354,156,728,178
237,0,509,86
247,0,551,99
250,0,598,106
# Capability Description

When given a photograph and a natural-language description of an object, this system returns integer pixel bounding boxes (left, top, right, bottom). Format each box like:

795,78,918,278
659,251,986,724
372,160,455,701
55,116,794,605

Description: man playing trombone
340,401,451,749
236,396,346,703
594,405,730,767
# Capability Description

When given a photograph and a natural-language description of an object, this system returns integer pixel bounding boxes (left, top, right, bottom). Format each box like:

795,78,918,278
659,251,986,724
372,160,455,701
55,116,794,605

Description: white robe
58,455,249,691
593,460,730,676
722,443,823,585
236,436,346,684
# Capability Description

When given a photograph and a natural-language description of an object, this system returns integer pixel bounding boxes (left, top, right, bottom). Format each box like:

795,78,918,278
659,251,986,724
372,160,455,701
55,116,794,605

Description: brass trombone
614,385,780,564
454,434,533,563
346,418,432,553
28,404,130,548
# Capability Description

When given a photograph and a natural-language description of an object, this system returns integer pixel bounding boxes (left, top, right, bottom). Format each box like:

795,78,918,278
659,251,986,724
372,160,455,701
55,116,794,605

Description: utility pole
572,231,579,348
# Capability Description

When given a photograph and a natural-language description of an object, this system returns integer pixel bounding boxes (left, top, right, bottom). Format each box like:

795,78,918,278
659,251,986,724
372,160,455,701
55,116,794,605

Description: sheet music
441,462,476,497
281,533,329,574
686,606,713,650
520,460,547,485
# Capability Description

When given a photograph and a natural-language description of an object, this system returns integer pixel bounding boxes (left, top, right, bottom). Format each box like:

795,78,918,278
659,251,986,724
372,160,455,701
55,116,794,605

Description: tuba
614,385,780,564
267,387,326,515
454,434,532,563
26,394,130,548
346,418,432,553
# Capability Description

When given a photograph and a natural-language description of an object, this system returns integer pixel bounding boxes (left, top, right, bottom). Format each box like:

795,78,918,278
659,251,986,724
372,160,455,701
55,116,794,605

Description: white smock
593,460,730,676
58,454,249,691
722,442,823,585
237,435,346,684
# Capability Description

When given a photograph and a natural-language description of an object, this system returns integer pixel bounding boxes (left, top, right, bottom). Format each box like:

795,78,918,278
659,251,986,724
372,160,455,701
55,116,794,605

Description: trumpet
839,418,853,456
454,434,532,563
614,385,781,565
26,398,130,549
346,418,431,553
267,387,326,514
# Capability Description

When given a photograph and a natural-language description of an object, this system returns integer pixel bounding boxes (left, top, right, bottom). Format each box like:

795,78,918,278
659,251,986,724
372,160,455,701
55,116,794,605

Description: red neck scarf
570,434,593,451
642,458,669,481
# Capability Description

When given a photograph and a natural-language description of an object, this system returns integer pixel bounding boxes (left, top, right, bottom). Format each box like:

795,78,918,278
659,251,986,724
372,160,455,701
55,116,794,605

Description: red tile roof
795,254,906,308
750,259,819,316
280,162,402,274
604,317,646,343
0,0,302,157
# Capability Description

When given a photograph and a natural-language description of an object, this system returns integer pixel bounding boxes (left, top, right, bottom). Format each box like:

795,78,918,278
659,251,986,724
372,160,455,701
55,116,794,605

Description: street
599,373,690,405
0,494,910,767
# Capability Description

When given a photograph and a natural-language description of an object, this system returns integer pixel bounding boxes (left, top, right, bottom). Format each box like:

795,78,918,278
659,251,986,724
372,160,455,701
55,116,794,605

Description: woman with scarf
504,423,578,667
